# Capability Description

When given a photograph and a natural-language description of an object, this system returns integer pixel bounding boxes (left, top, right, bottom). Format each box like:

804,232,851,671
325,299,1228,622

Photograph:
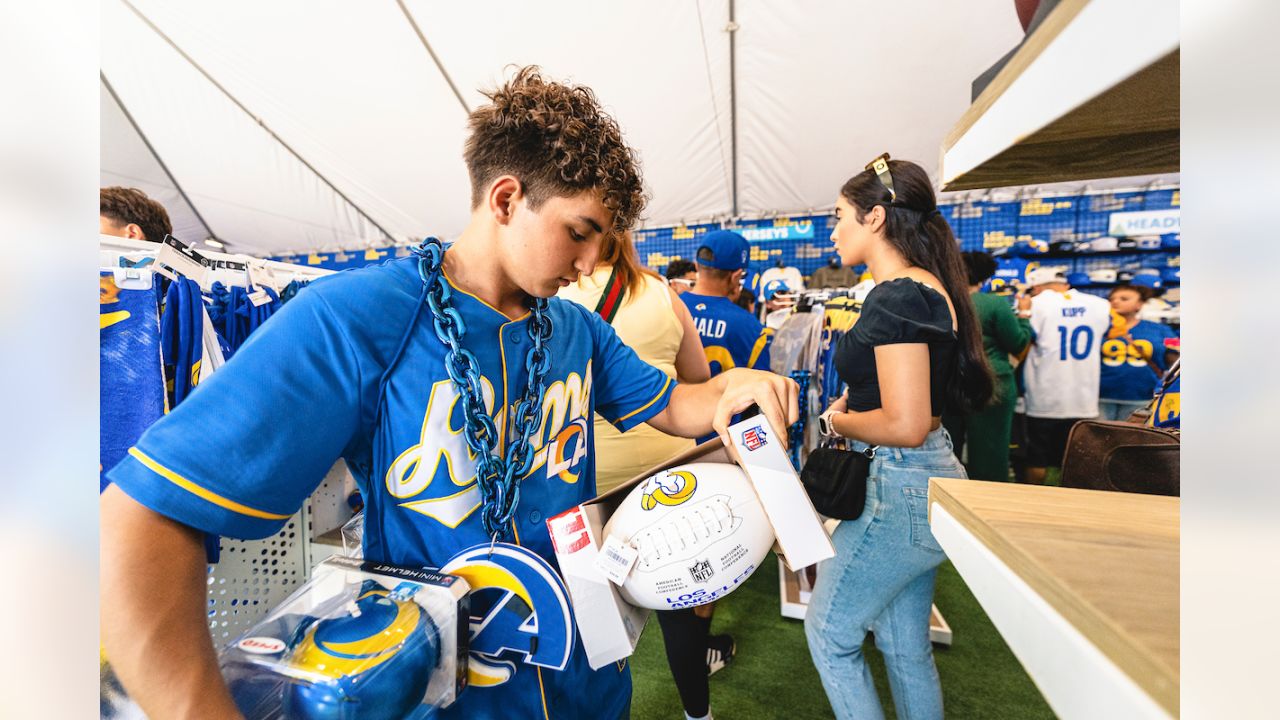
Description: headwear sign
1108,209,1179,237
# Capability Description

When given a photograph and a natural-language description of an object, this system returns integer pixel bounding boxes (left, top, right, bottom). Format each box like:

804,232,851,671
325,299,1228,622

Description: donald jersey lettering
107,258,676,720
679,292,772,375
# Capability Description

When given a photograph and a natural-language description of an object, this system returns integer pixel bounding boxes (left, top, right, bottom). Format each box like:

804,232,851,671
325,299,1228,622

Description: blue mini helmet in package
221,557,469,720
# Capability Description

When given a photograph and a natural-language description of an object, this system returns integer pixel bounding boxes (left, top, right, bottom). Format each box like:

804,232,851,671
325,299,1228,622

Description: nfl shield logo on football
689,559,715,583
742,426,767,451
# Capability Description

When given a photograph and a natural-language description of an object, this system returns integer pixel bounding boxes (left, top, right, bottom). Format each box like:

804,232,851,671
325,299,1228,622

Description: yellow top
559,267,694,493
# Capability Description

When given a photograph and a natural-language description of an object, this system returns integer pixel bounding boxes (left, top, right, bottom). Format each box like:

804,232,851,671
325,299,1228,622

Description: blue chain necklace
412,237,553,540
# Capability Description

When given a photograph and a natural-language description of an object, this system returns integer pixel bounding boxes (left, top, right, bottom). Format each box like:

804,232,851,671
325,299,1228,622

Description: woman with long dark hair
804,156,993,719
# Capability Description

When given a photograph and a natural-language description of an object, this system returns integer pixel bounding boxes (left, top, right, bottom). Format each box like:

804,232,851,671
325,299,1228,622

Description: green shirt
972,291,1031,378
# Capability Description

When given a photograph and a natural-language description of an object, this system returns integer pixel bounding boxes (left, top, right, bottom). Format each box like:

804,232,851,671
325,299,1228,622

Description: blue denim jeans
1099,399,1147,421
804,427,965,720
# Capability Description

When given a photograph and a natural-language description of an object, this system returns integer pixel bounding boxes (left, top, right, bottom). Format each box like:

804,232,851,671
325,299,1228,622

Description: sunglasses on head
865,152,895,201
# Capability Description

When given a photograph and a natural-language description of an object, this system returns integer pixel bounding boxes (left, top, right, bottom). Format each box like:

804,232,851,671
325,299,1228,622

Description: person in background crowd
559,230,710,493
100,186,173,244
656,229,775,720
1100,284,1179,420
761,279,799,330
681,230,773,383
1020,266,1122,484
943,251,1031,482
810,255,859,289
807,156,993,720
666,258,698,295
732,284,757,315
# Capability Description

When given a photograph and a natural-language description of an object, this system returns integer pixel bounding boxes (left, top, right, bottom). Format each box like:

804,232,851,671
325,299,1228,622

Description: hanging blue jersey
100,271,165,493
680,292,772,375
161,278,206,407
1099,320,1178,401
107,257,676,720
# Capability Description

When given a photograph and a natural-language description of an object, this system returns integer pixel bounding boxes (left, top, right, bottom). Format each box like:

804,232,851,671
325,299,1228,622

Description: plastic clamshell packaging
218,556,470,720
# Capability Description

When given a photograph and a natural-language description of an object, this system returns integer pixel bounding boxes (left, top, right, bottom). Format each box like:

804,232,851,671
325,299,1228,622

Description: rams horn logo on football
640,470,698,511
441,543,574,689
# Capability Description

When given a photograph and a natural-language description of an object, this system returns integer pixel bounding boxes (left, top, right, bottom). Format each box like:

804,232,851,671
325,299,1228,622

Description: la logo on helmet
440,543,574,688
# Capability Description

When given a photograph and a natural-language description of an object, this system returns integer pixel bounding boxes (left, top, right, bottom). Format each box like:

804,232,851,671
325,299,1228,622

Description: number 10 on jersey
1058,325,1095,360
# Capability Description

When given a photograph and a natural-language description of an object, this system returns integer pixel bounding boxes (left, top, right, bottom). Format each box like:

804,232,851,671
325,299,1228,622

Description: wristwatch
818,409,841,438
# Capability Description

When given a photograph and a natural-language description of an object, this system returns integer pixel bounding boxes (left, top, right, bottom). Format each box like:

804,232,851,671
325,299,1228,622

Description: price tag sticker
593,535,638,586
155,235,210,284
248,289,272,307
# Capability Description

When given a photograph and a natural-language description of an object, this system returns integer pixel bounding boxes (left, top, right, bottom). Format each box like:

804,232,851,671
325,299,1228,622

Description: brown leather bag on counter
1061,358,1180,496
1059,420,1179,496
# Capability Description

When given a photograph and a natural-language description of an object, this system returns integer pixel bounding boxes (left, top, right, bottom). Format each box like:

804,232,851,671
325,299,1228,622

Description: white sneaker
706,634,736,676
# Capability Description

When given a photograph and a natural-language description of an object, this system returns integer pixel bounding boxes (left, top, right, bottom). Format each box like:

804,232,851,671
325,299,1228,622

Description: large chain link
412,237,553,540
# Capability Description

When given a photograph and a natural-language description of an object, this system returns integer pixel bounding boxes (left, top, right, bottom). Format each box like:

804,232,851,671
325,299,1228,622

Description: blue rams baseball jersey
100,271,166,493
107,257,676,720
1099,320,1179,401
161,277,206,407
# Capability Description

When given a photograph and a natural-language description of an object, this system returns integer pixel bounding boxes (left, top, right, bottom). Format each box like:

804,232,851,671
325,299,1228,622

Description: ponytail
841,159,994,413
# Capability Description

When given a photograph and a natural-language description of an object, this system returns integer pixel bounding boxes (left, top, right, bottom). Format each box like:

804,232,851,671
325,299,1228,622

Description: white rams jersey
1024,289,1116,418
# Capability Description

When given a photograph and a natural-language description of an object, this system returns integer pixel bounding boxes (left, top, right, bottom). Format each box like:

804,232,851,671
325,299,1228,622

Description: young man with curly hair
100,186,173,243
101,66,797,719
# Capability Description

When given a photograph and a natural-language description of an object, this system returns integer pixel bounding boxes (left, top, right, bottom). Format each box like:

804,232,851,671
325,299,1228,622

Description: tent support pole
729,0,739,218
395,0,471,115
118,0,395,243
101,71,220,245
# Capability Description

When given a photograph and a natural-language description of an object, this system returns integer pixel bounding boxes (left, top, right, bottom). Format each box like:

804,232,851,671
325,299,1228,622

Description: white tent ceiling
101,0,1143,257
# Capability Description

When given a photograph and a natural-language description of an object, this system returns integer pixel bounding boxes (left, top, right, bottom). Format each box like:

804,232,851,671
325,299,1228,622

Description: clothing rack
99,234,335,291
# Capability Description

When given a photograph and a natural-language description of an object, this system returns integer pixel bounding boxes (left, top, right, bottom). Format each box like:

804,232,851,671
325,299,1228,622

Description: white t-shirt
759,266,806,296
1024,289,1115,418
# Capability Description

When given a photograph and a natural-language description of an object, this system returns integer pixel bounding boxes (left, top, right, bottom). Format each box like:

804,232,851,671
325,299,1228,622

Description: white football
601,462,774,610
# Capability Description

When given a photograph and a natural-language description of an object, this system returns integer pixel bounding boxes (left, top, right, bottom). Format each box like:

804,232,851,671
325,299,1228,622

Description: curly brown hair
464,66,646,234
100,186,172,243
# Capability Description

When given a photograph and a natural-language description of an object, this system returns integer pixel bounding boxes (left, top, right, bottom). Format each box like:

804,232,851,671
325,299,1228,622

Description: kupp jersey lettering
1023,289,1117,418
107,258,675,719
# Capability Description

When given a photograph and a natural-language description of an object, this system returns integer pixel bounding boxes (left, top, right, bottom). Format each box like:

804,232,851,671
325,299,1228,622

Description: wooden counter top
929,478,1178,716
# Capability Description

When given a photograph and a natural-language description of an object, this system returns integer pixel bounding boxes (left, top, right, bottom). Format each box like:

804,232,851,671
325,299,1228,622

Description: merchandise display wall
273,184,1180,304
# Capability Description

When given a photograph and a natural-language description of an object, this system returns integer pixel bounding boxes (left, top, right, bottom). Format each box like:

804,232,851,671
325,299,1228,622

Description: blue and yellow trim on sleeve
109,448,295,540
611,376,676,432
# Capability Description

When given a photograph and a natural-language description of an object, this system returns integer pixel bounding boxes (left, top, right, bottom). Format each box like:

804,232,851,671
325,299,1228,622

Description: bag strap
593,266,625,325
1128,357,1180,424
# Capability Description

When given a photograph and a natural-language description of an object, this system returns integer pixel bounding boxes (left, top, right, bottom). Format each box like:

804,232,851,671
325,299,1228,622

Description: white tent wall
735,0,1025,216
100,80,209,243
403,0,736,230
99,0,1171,258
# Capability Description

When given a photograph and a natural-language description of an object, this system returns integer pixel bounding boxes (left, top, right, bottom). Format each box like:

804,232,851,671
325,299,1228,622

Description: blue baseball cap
1066,272,1092,287
762,279,796,302
696,230,750,271
1130,273,1163,290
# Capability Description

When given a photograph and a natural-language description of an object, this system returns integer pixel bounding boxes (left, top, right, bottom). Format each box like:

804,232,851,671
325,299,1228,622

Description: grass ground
629,556,1056,719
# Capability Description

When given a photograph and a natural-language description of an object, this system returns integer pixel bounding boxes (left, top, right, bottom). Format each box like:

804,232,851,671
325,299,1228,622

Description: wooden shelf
941,0,1179,190
929,478,1179,717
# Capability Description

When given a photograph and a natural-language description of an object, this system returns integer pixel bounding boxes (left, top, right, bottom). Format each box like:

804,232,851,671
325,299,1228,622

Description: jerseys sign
736,220,815,242
1108,209,1179,237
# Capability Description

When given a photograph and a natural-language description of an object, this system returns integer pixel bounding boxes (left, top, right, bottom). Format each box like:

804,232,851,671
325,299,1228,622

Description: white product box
547,419,833,669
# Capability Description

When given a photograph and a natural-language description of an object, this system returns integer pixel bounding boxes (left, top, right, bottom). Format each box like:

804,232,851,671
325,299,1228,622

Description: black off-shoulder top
835,278,957,416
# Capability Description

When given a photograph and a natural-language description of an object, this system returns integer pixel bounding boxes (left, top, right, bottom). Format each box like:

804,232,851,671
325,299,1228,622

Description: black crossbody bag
799,441,877,520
